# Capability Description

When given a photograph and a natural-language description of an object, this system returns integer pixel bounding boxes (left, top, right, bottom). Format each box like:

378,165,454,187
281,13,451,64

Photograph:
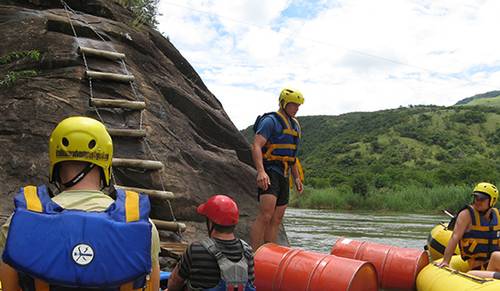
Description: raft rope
437,264,494,284
60,0,182,237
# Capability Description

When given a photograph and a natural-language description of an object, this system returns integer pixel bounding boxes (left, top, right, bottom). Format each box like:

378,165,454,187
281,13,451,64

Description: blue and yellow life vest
2,185,152,290
255,111,304,180
459,205,500,262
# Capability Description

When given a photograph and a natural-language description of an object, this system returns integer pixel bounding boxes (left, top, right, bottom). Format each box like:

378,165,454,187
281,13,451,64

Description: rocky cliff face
0,0,288,245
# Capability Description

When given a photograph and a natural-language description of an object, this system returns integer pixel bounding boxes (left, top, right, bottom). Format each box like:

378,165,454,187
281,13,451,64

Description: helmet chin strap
206,219,215,238
62,163,96,188
280,104,291,119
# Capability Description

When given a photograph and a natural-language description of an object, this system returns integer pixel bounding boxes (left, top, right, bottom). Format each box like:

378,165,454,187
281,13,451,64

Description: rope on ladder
59,0,182,238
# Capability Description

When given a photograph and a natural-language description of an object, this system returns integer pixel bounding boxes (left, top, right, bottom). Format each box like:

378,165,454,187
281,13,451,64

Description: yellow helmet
473,182,499,207
49,116,113,186
279,88,304,109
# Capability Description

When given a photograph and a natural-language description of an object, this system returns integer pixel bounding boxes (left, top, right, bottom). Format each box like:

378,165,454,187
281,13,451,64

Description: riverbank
289,184,471,213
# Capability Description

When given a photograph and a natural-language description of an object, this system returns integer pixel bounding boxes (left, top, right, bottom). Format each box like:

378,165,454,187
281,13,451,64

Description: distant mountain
455,90,500,106
242,104,500,192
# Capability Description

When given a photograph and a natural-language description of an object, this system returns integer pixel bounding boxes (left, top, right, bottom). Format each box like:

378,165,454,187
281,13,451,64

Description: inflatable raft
417,223,500,290
427,223,460,261
417,260,500,290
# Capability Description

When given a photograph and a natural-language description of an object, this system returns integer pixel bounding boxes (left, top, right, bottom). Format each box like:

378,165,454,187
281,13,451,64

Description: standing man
167,195,255,291
0,116,160,291
438,182,499,272
250,88,305,250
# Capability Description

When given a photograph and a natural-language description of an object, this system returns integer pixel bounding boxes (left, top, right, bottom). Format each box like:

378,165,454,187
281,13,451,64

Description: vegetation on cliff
113,0,160,28
0,50,41,88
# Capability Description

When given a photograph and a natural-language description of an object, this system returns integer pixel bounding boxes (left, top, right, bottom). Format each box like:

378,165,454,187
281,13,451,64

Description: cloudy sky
156,0,500,129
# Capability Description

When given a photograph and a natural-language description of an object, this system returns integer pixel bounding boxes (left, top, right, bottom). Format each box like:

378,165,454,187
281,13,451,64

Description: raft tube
427,223,460,261
331,238,429,290
417,258,500,290
254,243,378,291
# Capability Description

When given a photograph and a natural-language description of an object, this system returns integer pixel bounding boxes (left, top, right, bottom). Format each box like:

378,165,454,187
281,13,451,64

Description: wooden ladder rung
160,242,188,259
107,128,146,138
152,219,187,232
160,242,188,252
112,158,164,170
114,185,174,200
80,47,125,60
90,98,146,110
86,70,134,82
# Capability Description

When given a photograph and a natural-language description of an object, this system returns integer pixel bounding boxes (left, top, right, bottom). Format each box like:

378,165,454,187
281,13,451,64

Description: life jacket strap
296,158,304,183
282,129,299,137
125,190,140,222
23,186,43,213
274,111,300,138
274,111,292,129
288,158,305,190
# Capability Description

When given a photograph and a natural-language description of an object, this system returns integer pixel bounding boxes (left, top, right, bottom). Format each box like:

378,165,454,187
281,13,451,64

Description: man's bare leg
264,204,287,243
250,194,277,250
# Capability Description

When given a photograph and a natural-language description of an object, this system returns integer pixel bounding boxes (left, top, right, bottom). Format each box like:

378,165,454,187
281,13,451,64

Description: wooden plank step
152,219,187,232
90,98,146,110
80,47,125,60
86,70,134,82
114,185,174,200
160,242,188,259
112,158,163,170
107,128,146,138
160,242,188,252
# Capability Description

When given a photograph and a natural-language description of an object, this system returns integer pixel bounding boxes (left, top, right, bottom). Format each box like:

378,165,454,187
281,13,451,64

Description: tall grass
290,184,471,213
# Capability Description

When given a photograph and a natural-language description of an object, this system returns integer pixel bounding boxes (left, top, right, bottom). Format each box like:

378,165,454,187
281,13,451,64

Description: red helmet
197,195,239,226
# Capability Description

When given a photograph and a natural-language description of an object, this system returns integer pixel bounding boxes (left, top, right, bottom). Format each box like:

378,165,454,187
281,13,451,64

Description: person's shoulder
259,114,278,127
189,240,211,254
457,207,473,222
239,239,254,258
258,113,282,131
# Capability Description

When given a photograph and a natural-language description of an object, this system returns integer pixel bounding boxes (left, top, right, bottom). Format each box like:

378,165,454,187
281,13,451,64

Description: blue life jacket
254,111,301,176
2,185,152,289
460,205,500,262
187,238,255,291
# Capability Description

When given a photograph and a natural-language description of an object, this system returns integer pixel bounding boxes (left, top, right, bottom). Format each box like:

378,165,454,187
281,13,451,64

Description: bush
0,70,38,88
113,0,160,28
293,184,471,212
351,174,369,196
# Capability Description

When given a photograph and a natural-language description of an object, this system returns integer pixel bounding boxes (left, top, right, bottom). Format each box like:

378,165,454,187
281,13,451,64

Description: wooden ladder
80,46,185,235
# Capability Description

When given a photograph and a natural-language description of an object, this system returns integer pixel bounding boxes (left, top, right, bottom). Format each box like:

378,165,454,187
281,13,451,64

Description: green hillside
455,90,500,106
242,103,500,211
459,95,500,107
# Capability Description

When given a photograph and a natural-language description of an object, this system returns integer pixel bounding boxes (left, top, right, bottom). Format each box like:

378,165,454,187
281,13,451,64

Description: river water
284,208,449,253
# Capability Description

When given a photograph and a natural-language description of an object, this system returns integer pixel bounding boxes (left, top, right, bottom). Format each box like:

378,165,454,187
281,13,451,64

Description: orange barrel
254,243,378,291
331,238,429,290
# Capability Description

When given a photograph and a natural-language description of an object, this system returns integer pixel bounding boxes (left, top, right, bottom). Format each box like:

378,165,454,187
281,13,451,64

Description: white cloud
157,0,500,129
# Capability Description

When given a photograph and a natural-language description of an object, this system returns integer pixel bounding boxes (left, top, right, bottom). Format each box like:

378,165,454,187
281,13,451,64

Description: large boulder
0,0,288,245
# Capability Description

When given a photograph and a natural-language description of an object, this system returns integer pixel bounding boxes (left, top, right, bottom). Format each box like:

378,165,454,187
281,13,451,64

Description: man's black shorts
258,169,289,206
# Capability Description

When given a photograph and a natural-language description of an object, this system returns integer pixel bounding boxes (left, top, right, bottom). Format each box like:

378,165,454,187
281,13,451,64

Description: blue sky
157,0,500,129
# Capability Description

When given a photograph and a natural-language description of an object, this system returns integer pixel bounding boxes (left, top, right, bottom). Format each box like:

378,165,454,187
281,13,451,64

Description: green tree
115,0,160,27
351,174,369,196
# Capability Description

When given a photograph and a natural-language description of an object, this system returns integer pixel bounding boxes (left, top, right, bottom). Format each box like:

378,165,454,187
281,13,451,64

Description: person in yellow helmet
0,116,160,291
250,88,305,250
439,182,500,277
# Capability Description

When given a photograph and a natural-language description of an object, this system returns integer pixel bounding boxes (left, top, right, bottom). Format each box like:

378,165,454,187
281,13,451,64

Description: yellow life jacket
459,206,500,263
